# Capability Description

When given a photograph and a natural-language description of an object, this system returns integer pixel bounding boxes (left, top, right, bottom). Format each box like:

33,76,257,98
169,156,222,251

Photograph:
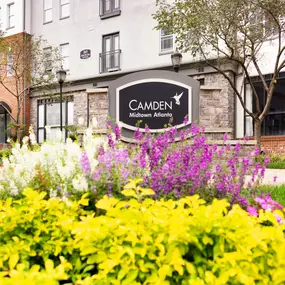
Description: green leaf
79,193,89,206
122,270,139,285
121,189,137,198
45,259,54,274
9,253,19,270
139,188,155,196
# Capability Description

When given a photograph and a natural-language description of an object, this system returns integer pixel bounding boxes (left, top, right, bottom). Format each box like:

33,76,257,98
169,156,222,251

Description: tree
0,34,62,141
154,0,285,148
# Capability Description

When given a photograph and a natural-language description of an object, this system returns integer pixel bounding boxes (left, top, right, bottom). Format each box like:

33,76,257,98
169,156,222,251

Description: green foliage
0,188,90,283
0,147,12,165
257,184,285,207
257,153,285,169
267,161,285,169
1,187,284,284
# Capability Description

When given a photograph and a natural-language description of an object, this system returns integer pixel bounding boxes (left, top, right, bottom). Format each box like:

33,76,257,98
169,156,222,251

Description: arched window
0,102,11,143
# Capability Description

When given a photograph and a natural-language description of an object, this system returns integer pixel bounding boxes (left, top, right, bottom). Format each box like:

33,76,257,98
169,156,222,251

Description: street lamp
56,66,66,132
171,52,182,73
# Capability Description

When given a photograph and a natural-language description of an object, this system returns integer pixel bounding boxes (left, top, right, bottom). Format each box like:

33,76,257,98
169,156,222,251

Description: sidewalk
262,169,285,185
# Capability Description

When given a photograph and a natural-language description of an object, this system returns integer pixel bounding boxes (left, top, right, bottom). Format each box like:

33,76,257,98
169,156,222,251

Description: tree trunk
254,118,262,151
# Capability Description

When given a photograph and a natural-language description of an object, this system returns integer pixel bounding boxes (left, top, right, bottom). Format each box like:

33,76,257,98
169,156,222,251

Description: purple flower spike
80,152,91,174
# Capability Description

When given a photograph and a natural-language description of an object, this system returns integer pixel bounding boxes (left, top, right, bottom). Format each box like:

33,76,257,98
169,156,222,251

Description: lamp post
171,52,182,73
56,66,66,132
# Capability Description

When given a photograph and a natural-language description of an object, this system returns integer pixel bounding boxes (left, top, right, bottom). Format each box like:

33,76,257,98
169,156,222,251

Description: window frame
159,28,174,54
245,72,285,137
99,0,121,19
100,32,121,73
6,53,13,77
7,2,15,29
60,0,70,20
43,46,52,74
60,43,70,72
37,97,74,143
0,102,11,144
43,0,52,24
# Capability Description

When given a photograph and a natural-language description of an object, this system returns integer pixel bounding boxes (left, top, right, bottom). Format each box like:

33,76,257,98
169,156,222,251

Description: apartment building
0,0,284,152
29,0,237,144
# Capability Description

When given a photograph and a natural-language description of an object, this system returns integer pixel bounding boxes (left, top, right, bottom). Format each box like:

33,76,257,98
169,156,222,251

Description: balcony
99,49,121,74
99,0,121,19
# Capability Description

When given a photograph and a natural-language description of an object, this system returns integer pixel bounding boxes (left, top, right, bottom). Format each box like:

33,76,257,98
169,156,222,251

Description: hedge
0,187,285,284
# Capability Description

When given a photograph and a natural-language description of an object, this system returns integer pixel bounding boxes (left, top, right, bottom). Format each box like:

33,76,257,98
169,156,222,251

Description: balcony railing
99,0,121,19
99,49,121,74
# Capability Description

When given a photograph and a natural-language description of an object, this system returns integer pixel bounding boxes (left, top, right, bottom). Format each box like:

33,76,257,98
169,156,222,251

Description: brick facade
0,32,31,144
261,136,285,154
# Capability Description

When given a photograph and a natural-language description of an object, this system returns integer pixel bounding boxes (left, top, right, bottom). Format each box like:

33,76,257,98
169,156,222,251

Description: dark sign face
117,79,191,132
80,49,91,59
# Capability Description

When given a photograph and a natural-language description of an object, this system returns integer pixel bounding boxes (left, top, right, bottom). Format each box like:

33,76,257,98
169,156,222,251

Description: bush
0,188,285,284
257,153,285,169
0,188,91,283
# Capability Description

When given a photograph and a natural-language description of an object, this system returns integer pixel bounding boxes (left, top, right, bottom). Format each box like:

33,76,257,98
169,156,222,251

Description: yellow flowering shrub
0,184,285,284
0,188,89,283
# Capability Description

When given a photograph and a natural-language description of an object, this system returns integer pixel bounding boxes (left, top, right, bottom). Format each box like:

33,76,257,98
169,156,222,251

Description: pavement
261,169,285,185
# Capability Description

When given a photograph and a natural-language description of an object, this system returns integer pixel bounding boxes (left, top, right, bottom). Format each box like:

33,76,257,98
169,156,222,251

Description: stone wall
87,89,109,129
199,72,235,140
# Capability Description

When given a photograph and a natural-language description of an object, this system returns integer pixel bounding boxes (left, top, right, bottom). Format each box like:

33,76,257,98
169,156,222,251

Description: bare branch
198,47,254,119
252,56,269,93
0,103,16,123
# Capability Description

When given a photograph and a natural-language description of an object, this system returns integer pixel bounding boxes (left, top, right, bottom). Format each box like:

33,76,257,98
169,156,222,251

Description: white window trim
6,53,13,77
159,29,175,55
43,0,52,24
7,3,15,29
60,43,70,72
60,0,70,20
43,47,52,73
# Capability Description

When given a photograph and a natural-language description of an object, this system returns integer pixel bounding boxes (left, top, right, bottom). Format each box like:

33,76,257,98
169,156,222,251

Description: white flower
30,133,37,145
72,175,88,192
22,136,29,145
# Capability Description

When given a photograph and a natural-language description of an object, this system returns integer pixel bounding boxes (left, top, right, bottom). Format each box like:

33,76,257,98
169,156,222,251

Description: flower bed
0,124,281,215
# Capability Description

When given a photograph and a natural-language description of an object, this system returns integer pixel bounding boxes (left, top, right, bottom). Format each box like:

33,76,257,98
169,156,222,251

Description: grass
267,161,285,169
257,184,285,206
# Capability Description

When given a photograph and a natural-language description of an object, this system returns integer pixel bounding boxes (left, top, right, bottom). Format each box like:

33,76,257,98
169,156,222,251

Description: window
60,43,69,71
6,53,13,77
43,0,52,23
0,102,11,143
43,47,52,73
248,12,278,39
100,0,121,19
60,0,69,19
160,28,174,53
7,3,15,29
100,33,120,73
245,73,285,136
37,98,74,143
